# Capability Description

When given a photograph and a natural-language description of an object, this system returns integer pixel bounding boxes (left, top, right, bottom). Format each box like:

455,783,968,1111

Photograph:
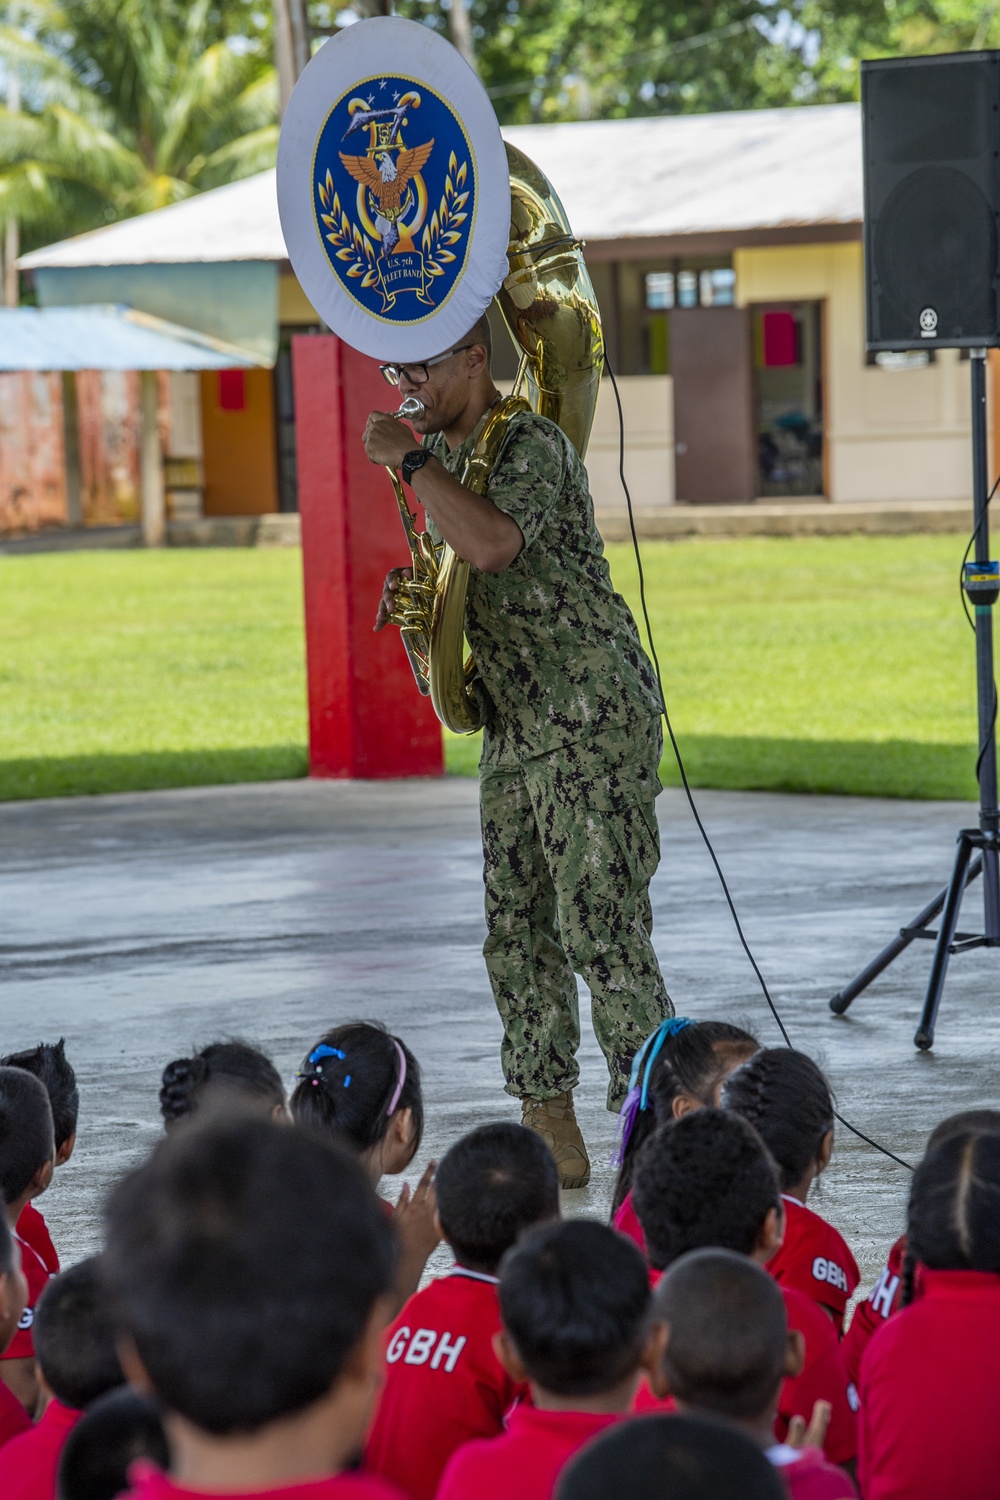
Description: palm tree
0,0,278,263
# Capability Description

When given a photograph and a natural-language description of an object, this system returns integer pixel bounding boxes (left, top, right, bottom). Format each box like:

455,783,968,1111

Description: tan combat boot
521,1091,591,1190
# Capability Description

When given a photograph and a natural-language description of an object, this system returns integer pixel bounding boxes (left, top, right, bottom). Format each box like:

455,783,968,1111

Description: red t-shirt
435,1406,619,1500
778,1287,857,1467
841,1235,906,1386
767,1198,860,1332
15,1204,59,1277
126,1465,405,1500
1,1232,50,1362
612,1192,644,1250
365,1268,525,1500
858,1268,1000,1500
0,1397,80,1499
0,1378,30,1450
768,1444,858,1499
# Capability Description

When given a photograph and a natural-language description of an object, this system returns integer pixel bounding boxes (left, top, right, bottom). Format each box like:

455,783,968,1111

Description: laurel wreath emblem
318,169,378,288
316,148,469,294
421,152,469,278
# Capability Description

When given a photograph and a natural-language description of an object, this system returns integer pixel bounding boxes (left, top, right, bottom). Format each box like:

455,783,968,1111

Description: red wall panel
292,333,444,779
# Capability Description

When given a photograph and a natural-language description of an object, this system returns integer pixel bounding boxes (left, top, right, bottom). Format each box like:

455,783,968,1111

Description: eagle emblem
314,79,474,318
338,140,434,256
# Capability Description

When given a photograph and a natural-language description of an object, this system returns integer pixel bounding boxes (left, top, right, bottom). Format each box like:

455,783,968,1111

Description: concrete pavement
2,777,998,1290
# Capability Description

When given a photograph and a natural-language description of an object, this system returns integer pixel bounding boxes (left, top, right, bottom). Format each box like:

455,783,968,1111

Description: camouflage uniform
427,407,671,1109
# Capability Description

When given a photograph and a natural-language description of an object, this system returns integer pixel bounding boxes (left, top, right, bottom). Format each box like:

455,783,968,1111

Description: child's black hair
902,1129,1000,1304
0,1065,55,1205
899,1109,1000,1305
654,1249,788,1419
555,1414,785,1500
57,1388,169,1500
0,1212,12,1276
159,1041,285,1128
34,1258,125,1410
290,1022,423,1157
612,1021,758,1214
102,1112,394,1435
498,1220,650,1397
434,1122,559,1274
0,1040,79,1153
632,1110,781,1272
722,1047,834,1193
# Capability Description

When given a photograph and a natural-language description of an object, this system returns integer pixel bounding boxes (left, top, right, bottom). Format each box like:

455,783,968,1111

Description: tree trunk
274,0,311,118
4,66,20,307
447,0,477,72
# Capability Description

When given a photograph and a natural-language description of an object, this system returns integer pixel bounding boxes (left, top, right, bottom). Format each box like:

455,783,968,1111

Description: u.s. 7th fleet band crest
312,79,476,321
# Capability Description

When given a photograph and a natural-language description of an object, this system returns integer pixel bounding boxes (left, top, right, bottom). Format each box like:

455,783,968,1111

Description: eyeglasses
379,345,473,387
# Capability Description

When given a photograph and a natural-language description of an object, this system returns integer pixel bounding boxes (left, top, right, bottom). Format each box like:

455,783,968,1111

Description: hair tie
295,1043,346,1084
610,1017,694,1166
386,1039,407,1116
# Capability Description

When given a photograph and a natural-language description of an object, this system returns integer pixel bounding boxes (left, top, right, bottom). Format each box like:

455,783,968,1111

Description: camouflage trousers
480,716,673,1111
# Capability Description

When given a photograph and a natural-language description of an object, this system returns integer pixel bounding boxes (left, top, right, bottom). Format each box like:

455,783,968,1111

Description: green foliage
0,0,277,248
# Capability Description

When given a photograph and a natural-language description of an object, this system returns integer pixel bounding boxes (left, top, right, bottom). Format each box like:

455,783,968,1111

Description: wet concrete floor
2,778,998,1292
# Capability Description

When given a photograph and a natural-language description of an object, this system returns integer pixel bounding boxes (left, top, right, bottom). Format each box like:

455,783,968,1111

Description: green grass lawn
0,533,982,802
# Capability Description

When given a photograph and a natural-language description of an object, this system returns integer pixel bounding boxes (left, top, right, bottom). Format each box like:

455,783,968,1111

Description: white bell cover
277,17,510,362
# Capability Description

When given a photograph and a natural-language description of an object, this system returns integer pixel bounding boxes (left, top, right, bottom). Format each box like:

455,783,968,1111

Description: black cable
606,361,913,1172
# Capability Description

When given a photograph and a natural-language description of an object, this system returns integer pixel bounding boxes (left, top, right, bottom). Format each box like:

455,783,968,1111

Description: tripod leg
915,835,976,1050
829,854,983,1015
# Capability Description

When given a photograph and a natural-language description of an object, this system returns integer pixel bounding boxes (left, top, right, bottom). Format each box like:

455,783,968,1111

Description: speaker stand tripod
830,349,1000,1047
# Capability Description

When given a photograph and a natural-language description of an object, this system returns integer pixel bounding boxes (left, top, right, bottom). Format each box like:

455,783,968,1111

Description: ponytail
908,1130,1000,1275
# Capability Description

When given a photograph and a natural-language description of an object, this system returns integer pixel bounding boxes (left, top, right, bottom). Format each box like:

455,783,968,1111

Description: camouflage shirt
426,407,662,767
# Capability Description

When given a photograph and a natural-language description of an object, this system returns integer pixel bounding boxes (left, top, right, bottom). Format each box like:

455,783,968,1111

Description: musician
363,313,671,1189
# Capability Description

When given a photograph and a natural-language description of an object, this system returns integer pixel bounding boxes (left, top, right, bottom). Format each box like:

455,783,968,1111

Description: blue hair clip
610,1017,694,1167
308,1044,346,1066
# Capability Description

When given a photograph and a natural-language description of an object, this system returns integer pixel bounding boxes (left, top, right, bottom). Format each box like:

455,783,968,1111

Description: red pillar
292,334,444,778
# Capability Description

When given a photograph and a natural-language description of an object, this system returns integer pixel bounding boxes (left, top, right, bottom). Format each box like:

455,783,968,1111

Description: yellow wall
199,368,279,515
735,241,972,504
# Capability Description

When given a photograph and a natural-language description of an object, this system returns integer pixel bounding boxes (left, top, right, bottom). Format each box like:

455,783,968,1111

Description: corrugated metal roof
0,306,265,370
20,102,863,270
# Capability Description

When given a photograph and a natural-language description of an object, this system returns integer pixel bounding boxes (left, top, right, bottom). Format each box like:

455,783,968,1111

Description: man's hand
364,411,414,468
375,567,412,631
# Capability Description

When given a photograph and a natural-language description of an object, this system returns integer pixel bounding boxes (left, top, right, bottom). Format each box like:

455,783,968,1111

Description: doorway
752,302,824,497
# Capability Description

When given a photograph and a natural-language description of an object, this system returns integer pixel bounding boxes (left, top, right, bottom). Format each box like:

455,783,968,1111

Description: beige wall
587,375,674,510
735,241,972,504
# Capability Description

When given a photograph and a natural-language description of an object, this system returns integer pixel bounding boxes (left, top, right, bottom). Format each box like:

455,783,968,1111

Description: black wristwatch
401,449,431,486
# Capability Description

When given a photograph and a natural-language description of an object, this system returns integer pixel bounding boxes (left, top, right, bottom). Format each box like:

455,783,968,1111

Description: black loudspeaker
863,52,1000,350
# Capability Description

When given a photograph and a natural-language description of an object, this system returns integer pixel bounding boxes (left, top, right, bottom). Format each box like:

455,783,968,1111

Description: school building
5,101,992,535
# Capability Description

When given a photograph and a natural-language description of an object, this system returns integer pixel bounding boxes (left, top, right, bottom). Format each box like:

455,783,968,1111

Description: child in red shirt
610,1017,758,1248
722,1050,859,1332
0,1066,56,1415
632,1108,858,1471
3,1038,81,1278
649,1247,856,1499
57,1388,169,1500
105,1110,405,1500
291,1024,439,1313
0,1215,29,1451
841,1106,1000,1384
365,1121,560,1500
859,1127,1000,1500
0,1256,125,1500
436,1220,662,1500
554,1415,786,1500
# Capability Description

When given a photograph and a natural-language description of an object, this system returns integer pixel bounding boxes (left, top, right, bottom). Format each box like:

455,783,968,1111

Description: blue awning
0,305,267,371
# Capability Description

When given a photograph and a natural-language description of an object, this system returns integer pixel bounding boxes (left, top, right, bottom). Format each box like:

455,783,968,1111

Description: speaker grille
873,166,997,342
